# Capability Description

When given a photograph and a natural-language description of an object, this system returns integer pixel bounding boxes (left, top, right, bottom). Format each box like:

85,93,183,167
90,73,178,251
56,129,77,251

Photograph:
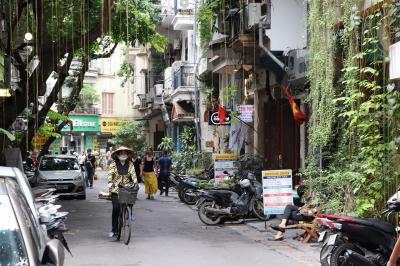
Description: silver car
0,177,65,266
37,155,86,200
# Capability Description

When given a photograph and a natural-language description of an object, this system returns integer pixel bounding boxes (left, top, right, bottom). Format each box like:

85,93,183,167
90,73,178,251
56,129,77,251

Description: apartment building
196,0,308,170
59,45,136,154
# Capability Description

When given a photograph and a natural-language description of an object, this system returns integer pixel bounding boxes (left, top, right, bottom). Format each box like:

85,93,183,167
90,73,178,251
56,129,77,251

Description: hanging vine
306,0,400,217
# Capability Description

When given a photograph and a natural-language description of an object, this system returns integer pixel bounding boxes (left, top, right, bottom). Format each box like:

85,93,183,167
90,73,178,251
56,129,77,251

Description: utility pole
193,0,201,151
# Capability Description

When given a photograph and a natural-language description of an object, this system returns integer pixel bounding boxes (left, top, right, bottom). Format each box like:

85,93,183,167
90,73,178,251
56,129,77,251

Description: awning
172,101,195,122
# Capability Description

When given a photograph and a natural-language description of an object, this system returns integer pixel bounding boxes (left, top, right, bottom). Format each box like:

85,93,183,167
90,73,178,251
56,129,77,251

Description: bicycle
116,184,139,245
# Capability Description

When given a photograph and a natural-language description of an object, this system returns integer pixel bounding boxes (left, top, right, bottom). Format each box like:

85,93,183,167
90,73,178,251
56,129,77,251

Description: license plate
318,231,327,242
56,185,69,190
327,234,338,246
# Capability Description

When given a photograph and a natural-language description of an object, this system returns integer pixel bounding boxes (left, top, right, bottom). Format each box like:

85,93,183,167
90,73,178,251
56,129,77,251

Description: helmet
239,179,251,188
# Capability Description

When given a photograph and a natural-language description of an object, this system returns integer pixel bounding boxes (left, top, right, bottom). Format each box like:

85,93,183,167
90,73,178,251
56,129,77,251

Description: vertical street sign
262,169,293,215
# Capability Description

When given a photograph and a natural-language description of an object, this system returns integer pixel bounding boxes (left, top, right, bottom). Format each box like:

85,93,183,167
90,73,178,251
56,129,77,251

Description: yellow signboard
32,135,48,150
100,118,130,134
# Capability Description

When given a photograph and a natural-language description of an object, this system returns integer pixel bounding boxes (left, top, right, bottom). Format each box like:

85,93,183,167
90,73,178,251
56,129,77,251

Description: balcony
71,106,100,115
171,61,195,103
172,13,194,30
171,0,194,30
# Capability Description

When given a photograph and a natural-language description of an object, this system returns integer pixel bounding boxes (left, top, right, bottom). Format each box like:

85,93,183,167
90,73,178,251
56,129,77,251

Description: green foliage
37,111,71,139
75,84,100,110
197,0,221,47
306,1,400,217
0,128,15,142
109,121,147,152
171,126,198,174
117,59,134,86
158,137,174,154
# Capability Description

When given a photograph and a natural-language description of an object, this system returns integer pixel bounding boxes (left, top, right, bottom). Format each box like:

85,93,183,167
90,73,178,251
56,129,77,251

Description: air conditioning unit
287,49,308,84
155,84,164,97
244,2,271,31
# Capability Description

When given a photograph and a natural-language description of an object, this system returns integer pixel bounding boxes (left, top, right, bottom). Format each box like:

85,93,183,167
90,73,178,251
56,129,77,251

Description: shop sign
101,118,130,134
262,169,293,215
213,154,239,183
32,135,48,150
208,111,231,125
238,105,254,122
62,115,99,132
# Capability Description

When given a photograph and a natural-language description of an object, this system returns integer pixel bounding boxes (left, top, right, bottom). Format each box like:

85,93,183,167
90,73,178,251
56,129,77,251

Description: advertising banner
262,169,293,215
238,105,254,122
62,115,100,132
213,154,239,183
100,118,130,134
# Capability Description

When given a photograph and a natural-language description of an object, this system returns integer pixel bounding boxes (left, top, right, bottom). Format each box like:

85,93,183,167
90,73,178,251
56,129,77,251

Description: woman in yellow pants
141,148,158,200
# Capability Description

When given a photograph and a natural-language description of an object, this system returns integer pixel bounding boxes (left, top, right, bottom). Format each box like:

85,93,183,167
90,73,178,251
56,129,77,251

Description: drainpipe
258,24,287,72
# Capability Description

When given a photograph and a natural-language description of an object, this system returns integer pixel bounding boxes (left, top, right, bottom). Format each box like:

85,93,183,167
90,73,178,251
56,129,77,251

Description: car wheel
77,194,86,200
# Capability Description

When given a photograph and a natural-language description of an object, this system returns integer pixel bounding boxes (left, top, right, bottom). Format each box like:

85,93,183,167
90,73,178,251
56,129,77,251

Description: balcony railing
71,107,100,115
173,64,194,89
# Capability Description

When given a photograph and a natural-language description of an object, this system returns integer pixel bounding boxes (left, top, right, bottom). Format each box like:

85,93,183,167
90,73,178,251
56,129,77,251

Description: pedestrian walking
106,147,113,169
85,149,96,188
78,152,86,177
141,147,157,200
157,150,172,196
132,151,142,183
107,146,137,238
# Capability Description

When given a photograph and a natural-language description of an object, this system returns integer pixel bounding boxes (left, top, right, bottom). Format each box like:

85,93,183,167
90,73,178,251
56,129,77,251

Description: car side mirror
42,239,65,266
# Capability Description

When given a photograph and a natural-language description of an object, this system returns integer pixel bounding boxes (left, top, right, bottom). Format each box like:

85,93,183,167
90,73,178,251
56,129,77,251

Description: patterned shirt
107,161,137,194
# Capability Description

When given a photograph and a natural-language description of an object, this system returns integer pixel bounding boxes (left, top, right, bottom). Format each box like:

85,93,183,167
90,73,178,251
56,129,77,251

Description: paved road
62,171,311,266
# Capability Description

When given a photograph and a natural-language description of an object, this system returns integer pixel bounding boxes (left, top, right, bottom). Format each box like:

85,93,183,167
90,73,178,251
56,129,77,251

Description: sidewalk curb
243,221,321,266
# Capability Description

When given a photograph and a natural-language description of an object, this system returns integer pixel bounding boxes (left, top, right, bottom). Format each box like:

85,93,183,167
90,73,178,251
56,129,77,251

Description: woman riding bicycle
107,146,137,238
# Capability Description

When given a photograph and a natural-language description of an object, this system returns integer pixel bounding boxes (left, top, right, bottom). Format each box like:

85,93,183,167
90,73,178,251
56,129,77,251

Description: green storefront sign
61,115,100,132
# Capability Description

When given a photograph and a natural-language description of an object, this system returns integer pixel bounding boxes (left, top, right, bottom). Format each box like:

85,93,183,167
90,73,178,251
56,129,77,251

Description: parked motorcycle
33,186,71,254
317,190,400,266
196,174,269,225
24,162,37,185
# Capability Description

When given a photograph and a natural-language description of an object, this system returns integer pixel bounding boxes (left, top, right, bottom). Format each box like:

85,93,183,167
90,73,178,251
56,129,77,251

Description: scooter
317,190,400,266
34,186,72,254
196,174,269,225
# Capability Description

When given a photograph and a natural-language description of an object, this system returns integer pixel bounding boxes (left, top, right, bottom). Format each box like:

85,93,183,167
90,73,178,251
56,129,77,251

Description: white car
37,155,86,200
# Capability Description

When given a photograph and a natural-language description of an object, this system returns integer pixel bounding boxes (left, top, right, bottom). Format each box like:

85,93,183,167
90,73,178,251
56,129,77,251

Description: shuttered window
102,93,114,114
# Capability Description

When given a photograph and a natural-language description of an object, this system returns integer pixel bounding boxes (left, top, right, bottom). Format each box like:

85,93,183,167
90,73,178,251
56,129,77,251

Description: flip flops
271,225,286,232
268,236,284,241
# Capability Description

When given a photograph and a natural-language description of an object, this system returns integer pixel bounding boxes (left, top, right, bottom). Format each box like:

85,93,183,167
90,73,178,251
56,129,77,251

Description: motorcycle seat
346,218,395,234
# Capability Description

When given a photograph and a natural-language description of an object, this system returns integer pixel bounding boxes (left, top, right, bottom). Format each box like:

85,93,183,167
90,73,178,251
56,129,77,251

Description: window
39,157,80,171
0,195,28,266
102,93,114,114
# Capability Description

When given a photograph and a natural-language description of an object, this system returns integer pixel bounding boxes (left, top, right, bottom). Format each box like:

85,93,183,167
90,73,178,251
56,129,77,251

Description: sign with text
262,169,293,215
213,154,239,183
208,111,231,125
238,105,254,122
62,115,100,132
101,118,130,134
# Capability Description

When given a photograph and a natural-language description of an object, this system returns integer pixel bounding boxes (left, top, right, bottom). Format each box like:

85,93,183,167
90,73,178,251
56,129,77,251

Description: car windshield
39,157,80,171
0,195,29,266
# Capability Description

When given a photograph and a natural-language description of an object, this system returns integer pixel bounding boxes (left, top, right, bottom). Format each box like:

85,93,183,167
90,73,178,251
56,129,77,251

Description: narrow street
62,172,311,266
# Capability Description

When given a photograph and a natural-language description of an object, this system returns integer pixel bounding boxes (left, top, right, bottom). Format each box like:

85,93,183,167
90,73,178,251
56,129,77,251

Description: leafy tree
109,121,147,152
158,137,174,154
75,84,100,110
0,0,167,159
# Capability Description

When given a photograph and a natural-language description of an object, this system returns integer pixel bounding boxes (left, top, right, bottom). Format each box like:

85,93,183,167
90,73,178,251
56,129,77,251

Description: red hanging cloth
282,85,306,125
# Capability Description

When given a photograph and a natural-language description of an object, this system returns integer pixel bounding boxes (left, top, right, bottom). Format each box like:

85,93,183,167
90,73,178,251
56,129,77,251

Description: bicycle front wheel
117,205,132,245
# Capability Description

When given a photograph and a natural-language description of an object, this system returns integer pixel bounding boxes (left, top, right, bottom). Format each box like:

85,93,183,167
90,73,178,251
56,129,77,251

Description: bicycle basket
118,185,139,205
